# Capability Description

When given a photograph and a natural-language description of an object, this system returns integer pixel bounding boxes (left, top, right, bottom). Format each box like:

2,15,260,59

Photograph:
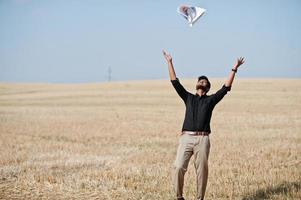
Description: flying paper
177,5,206,27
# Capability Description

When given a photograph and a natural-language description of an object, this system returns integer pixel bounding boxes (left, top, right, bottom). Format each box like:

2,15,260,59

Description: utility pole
108,66,112,82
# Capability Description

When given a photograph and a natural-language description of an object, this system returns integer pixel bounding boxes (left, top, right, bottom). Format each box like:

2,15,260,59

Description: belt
182,131,209,136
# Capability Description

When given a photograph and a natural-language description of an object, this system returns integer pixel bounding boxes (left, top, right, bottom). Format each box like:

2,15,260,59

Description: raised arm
163,50,176,80
225,57,245,87
163,50,189,102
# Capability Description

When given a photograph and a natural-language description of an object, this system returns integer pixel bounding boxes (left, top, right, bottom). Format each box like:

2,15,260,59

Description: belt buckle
191,131,201,136
184,131,208,136
196,131,207,136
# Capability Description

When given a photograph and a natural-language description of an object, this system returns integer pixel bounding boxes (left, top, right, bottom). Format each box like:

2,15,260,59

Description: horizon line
0,76,300,85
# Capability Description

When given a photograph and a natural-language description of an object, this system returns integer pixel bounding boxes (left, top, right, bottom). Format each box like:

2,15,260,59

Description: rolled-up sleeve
211,84,231,105
171,78,189,103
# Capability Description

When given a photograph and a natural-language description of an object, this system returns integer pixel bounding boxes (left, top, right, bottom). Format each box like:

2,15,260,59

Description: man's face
196,79,209,91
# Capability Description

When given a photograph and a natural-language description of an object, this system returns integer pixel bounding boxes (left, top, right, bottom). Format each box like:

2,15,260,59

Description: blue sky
0,0,300,83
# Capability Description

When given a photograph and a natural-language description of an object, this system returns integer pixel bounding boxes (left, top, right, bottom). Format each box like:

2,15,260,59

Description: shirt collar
195,93,207,97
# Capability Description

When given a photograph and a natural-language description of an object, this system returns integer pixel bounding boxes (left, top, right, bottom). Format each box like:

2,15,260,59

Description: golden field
0,78,300,200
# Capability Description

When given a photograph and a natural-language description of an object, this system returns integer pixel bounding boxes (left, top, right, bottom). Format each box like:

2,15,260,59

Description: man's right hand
163,50,177,80
163,50,172,63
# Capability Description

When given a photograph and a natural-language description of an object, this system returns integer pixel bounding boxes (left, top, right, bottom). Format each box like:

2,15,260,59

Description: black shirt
171,78,231,133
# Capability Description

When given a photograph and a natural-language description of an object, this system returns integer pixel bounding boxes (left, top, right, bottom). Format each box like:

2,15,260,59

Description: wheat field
0,78,300,200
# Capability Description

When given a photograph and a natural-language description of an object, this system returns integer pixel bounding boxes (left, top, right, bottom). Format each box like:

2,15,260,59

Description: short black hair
197,75,211,92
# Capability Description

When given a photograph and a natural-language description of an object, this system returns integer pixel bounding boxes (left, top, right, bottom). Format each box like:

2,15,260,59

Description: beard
196,84,207,91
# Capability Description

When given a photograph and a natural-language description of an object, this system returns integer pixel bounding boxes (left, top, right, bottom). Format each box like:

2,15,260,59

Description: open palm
235,57,245,68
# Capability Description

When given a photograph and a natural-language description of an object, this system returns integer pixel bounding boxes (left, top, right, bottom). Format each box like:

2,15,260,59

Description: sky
0,0,301,83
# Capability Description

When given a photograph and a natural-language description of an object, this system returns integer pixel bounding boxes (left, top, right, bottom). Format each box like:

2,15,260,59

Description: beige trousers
172,133,210,200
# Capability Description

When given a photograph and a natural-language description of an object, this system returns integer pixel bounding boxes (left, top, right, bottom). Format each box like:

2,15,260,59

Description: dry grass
0,78,300,200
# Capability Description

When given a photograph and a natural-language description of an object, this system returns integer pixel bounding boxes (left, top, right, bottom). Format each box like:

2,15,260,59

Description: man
162,50,245,200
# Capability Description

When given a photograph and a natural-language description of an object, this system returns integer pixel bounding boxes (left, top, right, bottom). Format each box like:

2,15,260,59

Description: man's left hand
234,57,245,69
